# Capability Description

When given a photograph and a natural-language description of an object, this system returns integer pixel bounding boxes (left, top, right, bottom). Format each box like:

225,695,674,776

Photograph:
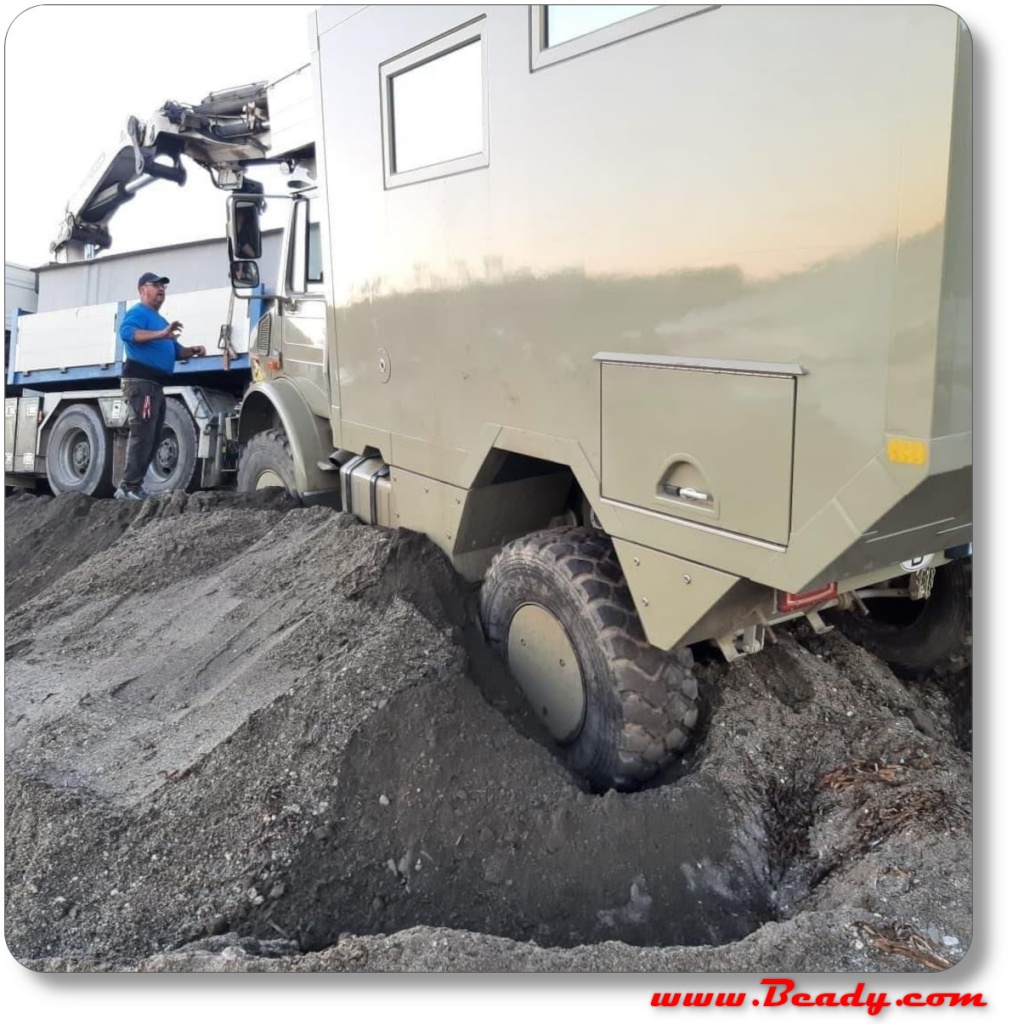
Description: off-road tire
45,403,114,497
833,560,971,675
480,527,699,791
237,428,297,495
144,399,199,494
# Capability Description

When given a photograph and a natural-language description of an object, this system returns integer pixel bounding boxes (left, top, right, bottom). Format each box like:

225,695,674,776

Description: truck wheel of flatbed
145,399,199,494
45,403,114,498
480,527,699,792
833,560,971,676
237,428,297,495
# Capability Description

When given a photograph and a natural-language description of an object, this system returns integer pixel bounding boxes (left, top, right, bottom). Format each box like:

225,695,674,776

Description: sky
3,3,317,268
1,0,1022,1020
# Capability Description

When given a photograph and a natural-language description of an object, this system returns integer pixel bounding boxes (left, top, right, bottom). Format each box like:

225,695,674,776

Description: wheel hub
507,603,585,743
156,435,179,472
71,437,91,474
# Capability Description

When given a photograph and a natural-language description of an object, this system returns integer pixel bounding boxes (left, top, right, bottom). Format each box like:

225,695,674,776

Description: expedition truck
35,5,978,791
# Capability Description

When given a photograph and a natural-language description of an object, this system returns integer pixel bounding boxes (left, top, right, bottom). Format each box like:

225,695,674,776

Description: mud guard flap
611,538,741,651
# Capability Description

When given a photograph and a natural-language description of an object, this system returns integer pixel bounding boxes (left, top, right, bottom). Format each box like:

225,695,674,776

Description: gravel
4,491,972,973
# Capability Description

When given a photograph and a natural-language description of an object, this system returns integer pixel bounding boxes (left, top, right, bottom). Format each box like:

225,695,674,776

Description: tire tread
481,526,699,790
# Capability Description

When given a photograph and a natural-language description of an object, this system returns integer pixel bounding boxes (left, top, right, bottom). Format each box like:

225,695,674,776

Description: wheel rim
71,437,91,474
154,431,179,477
507,603,585,743
253,468,288,490
59,429,91,480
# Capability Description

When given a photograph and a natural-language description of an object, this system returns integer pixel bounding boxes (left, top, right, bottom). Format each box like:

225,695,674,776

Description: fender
239,377,338,501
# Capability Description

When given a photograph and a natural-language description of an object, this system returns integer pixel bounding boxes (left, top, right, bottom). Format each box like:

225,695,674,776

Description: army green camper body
232,4,971,788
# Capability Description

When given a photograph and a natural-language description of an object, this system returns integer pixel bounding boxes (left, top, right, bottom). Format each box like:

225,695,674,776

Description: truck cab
231,190,337,502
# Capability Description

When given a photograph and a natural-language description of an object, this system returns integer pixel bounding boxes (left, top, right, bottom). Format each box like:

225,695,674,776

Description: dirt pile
4,492,972,972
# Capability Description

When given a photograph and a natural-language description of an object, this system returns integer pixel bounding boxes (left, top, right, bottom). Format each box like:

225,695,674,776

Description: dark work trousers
120,379,167,490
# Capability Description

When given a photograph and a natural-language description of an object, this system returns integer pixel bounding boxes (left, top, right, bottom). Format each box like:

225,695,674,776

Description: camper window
531,4,717,71
381,18,489,188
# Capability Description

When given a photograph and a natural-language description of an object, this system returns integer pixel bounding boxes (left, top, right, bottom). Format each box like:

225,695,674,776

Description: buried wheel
237,428,297,495
832,559,971,675
480,527,699,791
45,403,114,497
144,399,199,494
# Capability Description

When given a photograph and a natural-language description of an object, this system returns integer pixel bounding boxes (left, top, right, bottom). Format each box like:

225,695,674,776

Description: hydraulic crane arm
51,66,314,262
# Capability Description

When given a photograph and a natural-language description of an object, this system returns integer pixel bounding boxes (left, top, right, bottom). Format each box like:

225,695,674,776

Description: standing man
115,272,206,500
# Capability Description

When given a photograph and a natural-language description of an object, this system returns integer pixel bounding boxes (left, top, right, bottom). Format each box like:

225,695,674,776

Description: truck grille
255,312,272,356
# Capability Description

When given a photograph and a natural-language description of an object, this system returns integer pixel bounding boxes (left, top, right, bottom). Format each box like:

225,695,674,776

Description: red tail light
778,582,838,613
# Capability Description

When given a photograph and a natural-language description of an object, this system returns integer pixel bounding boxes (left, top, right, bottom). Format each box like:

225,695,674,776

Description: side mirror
231,259,260,290
229,198,263,260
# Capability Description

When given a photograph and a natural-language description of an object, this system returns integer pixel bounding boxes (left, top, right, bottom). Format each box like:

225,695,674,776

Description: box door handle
669,485,712,503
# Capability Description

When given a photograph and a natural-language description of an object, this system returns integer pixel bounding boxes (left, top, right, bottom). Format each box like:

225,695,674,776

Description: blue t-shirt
119,303,182,376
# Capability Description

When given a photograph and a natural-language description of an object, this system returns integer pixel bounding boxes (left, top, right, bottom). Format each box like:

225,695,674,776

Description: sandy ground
4,491,971,972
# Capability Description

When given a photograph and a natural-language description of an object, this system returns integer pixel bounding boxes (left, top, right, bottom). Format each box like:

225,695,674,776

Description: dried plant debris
823,761,907,789
855,921,955,971
856,787,967,852
821,755,934,791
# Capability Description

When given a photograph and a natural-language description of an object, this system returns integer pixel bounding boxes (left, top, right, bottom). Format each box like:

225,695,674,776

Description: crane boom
50,66,314,262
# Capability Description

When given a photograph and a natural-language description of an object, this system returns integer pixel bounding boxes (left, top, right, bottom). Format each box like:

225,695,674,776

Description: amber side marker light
887,437,928,466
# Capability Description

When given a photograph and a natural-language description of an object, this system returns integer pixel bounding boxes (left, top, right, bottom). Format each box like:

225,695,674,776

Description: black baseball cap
138,272,170,287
